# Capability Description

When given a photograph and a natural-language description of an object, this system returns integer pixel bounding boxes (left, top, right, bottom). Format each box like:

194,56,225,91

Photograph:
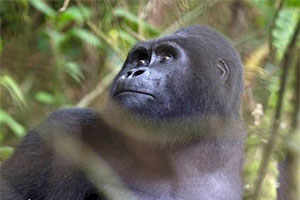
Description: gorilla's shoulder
40,108,103,132
48,108,100,122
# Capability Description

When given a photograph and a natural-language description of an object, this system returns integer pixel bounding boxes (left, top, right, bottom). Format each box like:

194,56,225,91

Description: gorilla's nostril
133,70,145,77
126,71,133,77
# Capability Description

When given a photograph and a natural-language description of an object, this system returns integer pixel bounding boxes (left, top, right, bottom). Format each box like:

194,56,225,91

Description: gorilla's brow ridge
129,39,184,59
154,41,179,48
131,46,147,54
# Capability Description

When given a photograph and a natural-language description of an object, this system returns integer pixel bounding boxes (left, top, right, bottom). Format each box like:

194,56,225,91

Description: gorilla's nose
124,67,150,79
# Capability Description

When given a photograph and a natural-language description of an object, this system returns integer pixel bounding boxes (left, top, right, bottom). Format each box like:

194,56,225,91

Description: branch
76,69,118,108
290,53,300,130
138,0,154,35
75,0,124,58
285,48,300,200
163,0,218,34
59,0,71,12
252,19,300,200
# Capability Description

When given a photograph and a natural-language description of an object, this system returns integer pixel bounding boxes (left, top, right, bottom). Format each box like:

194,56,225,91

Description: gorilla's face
110,38,192,119
110,26,243,120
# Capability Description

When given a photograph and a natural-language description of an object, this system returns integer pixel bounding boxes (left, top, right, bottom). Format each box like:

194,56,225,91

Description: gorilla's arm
1,109,107,200
1,131,51,200
1,108,244,200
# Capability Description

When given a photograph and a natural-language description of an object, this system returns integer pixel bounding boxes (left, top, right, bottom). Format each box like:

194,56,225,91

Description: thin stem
252,19,300,200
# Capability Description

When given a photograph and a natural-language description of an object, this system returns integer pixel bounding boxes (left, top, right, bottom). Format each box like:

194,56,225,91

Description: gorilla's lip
114,90,155,99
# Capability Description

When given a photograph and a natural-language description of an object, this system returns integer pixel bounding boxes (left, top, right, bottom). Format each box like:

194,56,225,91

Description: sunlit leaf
35,91,56,104
45,29,64,47
119,30,137,45
0,109,26,137
267,77,279,108
0,146,14,160
64,62,84,83
58,6,92,29
272,8,299,60
29,0,56,18
285,0,300,7
72,28,101,47
0,75,26,107
114,8,159,34
108,29,119,43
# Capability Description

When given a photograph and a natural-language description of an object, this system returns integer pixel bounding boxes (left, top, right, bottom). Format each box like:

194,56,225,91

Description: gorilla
0,26,245,200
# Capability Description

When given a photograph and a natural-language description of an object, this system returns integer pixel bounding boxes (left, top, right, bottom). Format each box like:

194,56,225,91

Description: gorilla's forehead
133,34,188,50
129,25,236,58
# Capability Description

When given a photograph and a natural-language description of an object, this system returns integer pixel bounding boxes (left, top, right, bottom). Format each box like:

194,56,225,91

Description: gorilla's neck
103,105,244,145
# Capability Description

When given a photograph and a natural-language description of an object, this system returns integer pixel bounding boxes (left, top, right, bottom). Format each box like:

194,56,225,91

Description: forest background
0,0,299,200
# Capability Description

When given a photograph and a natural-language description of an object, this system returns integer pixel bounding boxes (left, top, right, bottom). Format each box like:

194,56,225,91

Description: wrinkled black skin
0,26,244,200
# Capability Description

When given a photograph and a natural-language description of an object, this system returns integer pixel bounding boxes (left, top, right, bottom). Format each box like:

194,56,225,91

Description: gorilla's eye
160,54,173,63
137,58,147,66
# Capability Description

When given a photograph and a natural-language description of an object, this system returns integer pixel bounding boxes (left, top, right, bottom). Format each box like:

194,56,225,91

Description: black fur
0,26,245,200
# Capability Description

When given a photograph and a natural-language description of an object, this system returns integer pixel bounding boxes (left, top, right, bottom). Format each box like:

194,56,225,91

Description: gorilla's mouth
114,90,155,99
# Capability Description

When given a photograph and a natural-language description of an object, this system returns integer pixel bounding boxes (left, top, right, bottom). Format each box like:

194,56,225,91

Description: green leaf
35,91,56,104
285,0,300,7
0,146,14,160
266,77,279,109
45,29,64,47
60,6,91,23
0,109,26,137
72,28,101,47
57,6,92,29
64,62,84,83
29,0,56,18
119,30,137,45
114,8,159,34
0,75,27,107
272,8,300,60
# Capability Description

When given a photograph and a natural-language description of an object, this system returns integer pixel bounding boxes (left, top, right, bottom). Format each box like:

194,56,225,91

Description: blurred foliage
0,0,299,200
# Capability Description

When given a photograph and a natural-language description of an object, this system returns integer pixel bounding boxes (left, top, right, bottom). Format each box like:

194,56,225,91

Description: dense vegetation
0,0,299,200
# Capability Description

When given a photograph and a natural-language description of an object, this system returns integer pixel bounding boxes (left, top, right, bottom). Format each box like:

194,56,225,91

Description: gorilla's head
110,26,243,120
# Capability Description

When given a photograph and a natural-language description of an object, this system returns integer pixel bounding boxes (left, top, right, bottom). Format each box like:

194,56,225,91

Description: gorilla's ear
217,59,229,82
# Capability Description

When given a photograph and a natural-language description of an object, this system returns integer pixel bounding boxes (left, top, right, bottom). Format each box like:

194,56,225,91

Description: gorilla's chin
113,92,157,117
